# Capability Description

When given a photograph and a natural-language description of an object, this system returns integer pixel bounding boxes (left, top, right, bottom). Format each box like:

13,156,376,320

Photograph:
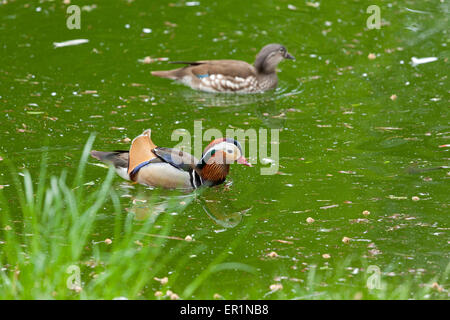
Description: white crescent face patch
202,141,243,164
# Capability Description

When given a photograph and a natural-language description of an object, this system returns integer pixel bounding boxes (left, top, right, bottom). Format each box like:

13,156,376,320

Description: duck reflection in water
125,185,249,229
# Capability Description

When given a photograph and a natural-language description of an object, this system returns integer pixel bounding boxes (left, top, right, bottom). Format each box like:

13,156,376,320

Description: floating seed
269,283,283,291
306,217,315,224
342,237,351,244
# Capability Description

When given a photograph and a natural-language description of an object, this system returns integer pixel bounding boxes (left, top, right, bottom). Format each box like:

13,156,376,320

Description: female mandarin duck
90,130,251,190
151,44,294,93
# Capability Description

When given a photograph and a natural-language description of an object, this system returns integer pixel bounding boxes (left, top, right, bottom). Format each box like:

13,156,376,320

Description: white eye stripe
209,142,240,155
211,142,228,151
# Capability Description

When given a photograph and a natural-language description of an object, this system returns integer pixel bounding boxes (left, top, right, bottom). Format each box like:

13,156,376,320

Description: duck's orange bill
237,156,252,167
128,130,158,175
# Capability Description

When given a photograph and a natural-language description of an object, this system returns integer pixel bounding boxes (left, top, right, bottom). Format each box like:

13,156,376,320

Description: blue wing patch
196,74,209,79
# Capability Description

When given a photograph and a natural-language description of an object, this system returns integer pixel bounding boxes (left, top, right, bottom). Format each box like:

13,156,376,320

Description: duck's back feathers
191,60,256,78
152,60,255,78
153,147,198,172
152,60,260,93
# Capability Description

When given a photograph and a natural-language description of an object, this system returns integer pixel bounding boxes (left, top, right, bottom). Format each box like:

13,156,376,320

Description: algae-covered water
0,0,448,299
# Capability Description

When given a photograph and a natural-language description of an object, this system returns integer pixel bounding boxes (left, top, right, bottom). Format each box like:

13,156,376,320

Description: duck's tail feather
151,69,182,79
90,150,129,169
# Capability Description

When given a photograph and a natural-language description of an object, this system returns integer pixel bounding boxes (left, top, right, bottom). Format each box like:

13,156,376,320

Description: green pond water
0,0,449,299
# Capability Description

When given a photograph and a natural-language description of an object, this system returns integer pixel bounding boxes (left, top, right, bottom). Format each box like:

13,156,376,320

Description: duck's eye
279,47,285,53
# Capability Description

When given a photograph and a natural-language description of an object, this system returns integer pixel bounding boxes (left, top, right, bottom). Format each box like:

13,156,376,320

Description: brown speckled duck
151,44,294,93
91,130,251,190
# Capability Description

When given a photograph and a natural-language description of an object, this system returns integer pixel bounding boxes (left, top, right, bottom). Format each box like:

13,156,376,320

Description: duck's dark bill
285,53,295,60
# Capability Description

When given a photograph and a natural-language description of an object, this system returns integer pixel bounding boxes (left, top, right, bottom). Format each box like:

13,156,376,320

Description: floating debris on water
368,248,382,256
350,218,369,224
261,157,275,165
154,277,168,285
170,293,180,300
375,127,402,131
138,56,169,64
431,282,443,292
388,195,408,200
306,217,315,224
306,1,320,8
185,1,200,6
81,90,97,94
81,4,97,12
411,56,438,67
53,39,89,48
269,283,283,291
276,239,294,245
320,204,339,210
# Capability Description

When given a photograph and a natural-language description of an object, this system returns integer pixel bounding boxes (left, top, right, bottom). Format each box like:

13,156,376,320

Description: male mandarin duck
151,44,294,93
90,129,251,190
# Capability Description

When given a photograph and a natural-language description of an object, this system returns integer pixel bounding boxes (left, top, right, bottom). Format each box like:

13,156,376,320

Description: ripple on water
160,83,303,108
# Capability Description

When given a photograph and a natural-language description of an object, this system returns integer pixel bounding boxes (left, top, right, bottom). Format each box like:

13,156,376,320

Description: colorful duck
91,130,251,190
